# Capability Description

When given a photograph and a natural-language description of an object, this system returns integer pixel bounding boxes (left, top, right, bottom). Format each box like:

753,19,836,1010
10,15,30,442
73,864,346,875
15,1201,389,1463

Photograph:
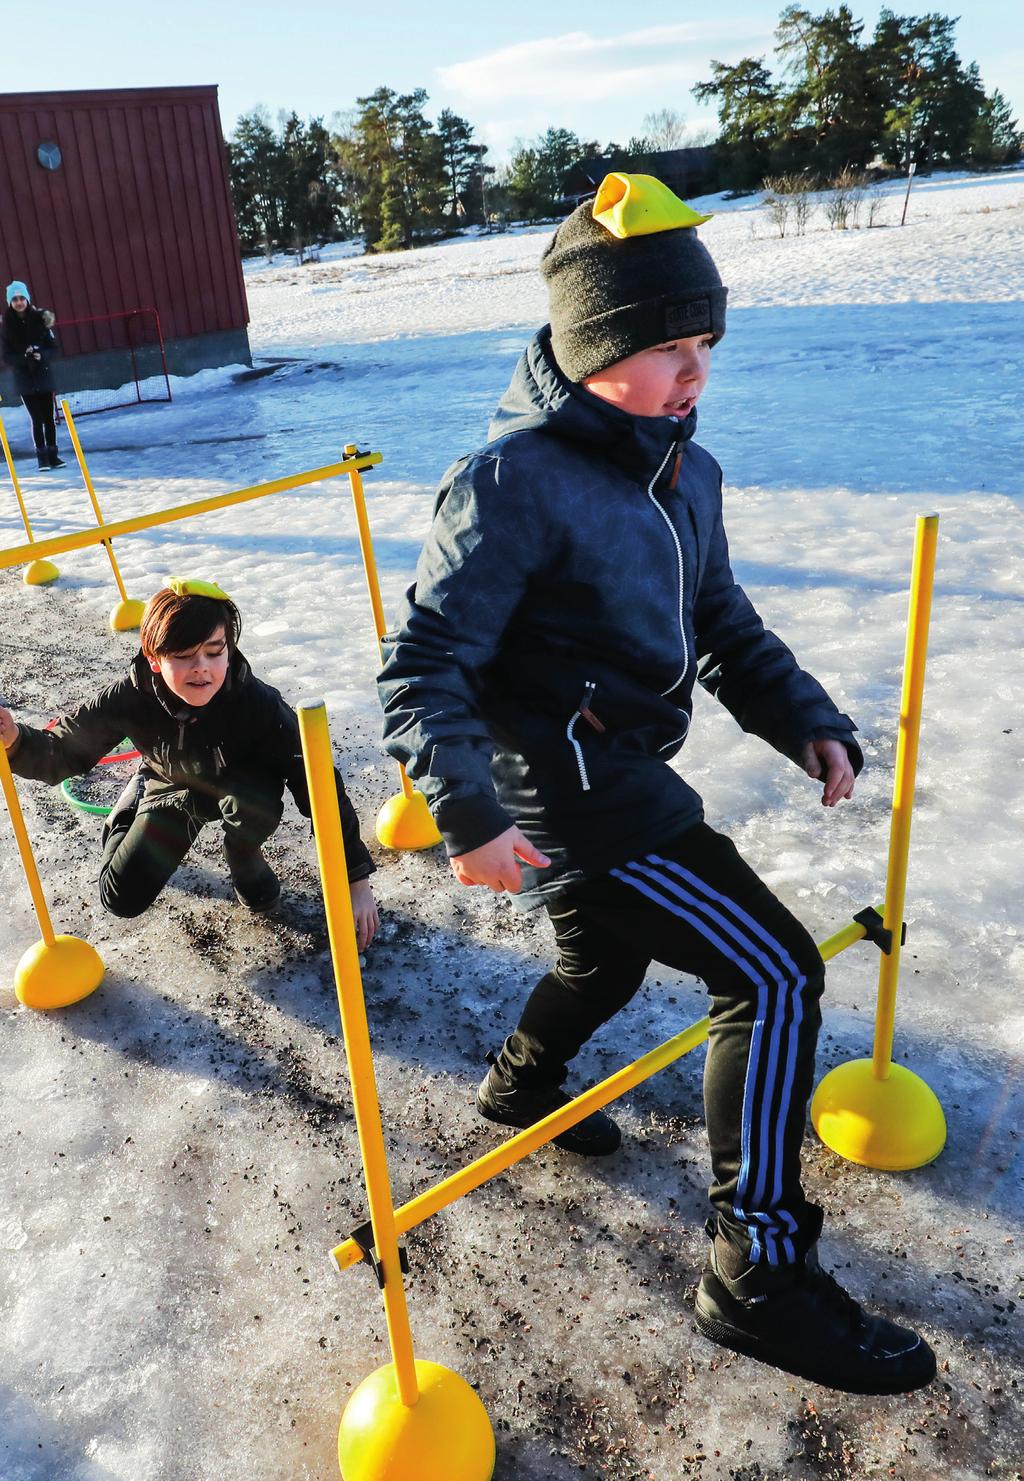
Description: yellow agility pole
60,399,146,632
342,443,440,853
0,740,103,1010
0,411,58,586
0,451,383,572
812,514,946,1171
332,908,882,1274
296,701,493,1481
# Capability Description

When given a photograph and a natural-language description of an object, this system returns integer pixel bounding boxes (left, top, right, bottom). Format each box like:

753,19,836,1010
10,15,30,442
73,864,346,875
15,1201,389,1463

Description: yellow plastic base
14,934,105,1011
339,1361,494,1481
23,558,59,586
110,598,146,632
375,790,441,851
812,1058,946,1171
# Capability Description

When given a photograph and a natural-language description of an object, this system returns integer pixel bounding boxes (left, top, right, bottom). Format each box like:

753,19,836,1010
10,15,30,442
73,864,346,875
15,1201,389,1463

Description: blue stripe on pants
611,856,810,1264
648,855,808,1257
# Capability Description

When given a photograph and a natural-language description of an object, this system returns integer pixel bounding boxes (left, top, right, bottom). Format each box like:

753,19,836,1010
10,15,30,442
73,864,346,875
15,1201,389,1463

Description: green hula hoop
58,740,140,818
60,777,112,816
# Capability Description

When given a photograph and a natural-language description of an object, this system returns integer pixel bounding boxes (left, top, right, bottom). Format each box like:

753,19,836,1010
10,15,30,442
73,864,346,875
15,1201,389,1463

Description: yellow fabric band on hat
167,576,231,601
592,172,713,239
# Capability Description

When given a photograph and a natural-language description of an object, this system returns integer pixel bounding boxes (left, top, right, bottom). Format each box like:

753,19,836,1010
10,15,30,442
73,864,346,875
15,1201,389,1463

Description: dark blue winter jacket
378,327,862,905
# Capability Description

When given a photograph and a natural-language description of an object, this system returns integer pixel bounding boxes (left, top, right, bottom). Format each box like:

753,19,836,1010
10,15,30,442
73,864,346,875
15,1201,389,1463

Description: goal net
56,308,172,419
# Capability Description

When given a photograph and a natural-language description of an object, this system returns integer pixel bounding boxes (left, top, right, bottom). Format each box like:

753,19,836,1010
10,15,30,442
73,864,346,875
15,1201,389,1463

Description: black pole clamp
853,905,907,956
348,1218,410,1289
344,445,374,471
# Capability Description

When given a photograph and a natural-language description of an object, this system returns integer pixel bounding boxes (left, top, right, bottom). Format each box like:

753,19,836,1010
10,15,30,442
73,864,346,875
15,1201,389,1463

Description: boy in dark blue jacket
378,174,934,1394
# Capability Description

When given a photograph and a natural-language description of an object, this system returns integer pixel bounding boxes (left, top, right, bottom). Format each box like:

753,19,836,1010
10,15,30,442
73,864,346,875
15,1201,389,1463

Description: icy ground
1,170,1023,1480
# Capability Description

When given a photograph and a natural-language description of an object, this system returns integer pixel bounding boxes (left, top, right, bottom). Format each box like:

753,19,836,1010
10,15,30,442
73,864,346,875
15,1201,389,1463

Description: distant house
0,85,251,404
561,147,716,210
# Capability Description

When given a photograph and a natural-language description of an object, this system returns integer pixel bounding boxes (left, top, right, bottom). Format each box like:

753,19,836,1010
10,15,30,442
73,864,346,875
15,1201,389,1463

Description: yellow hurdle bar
0,451,383,570
0,742,57,947
873,514,938,1079
0,412,37,543
343,443,415,804
61,400,129,602
297,701,421,1408
330,909,878,1273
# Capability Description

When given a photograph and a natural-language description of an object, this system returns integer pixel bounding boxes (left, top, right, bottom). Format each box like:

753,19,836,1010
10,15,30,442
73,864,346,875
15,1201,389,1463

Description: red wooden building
0,84,250,400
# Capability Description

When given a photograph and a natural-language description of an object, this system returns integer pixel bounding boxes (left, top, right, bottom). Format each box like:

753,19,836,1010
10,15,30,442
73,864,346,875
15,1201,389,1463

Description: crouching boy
377,174,934,1393
0,580,378,944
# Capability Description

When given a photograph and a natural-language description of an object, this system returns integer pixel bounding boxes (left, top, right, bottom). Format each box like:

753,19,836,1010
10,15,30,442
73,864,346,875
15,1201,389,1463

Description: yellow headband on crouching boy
167,576,232,601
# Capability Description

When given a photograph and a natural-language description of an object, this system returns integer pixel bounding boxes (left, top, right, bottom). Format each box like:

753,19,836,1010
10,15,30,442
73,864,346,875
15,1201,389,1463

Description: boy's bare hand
0,706,19,750
350,878,379,951
801,739,855,807
450,825,551,894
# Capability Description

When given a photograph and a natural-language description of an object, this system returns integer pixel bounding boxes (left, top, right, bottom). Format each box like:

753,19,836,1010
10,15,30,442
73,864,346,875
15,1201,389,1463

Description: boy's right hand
450,825,550,895
0,706,19,750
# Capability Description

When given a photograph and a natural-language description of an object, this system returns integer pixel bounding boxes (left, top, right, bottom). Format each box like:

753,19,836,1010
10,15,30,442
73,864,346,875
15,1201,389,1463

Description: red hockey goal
56,308,172,419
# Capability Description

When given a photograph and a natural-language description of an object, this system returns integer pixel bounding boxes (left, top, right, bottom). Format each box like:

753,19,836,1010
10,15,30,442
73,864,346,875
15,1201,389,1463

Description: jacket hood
130,647,251,719
488,326,698,484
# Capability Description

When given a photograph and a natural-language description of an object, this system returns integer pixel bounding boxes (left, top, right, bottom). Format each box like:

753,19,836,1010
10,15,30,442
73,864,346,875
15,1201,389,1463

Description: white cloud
437,21,772,106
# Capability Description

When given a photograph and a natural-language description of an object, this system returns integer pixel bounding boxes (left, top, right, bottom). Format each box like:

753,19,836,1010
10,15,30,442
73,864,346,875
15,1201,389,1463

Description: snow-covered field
1,170,1023,1480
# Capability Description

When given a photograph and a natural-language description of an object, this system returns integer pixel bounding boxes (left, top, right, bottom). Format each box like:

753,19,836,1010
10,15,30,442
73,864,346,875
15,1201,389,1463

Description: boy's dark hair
140,587,241,658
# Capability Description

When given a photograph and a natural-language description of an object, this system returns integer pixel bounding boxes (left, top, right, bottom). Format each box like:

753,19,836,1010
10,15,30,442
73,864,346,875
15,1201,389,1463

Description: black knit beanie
540,174,728,382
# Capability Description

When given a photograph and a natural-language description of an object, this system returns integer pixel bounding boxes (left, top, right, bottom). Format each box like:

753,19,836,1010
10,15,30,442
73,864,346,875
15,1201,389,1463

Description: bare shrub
763,173,816,237
825,167,869,229
762,188,790,238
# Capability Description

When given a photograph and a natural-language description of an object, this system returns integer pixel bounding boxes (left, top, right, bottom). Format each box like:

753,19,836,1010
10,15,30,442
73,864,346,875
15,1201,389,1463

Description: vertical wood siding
0,86,248,358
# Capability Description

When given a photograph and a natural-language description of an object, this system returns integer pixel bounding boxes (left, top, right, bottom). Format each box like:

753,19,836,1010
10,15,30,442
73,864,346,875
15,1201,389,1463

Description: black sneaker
223,838,280,911
48,450,67,468
694,1221,936,1394
476,1052,621,1156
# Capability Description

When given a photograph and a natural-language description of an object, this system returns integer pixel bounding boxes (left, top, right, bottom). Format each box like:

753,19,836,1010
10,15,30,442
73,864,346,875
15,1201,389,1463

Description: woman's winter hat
5,280,30,305
540,173,728,381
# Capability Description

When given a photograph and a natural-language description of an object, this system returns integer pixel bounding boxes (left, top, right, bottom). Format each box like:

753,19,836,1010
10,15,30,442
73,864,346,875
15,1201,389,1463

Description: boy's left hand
350,878,379,951
801,739,855,807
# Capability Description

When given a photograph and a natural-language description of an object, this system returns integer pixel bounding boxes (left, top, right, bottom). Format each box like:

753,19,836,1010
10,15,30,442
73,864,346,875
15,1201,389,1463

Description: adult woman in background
2,280,65,468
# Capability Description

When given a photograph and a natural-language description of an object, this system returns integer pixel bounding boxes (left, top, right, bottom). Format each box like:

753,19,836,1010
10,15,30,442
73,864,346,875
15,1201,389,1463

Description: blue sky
32,2,1024,159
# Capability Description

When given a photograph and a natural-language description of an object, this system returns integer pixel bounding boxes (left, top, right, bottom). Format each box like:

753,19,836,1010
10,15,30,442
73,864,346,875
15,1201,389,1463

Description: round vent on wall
37,141,62,171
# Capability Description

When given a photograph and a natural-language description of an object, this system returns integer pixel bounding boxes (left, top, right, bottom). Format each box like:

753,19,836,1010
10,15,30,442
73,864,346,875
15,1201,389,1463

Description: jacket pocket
565,681,604,792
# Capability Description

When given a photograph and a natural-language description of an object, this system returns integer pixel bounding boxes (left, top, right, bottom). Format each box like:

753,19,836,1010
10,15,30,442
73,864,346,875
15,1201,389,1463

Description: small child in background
1,280,66,469
0,579,378,943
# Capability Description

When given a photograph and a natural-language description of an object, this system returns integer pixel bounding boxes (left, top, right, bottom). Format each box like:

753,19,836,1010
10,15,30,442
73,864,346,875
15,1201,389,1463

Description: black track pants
497,822,826,1267
98,775,284,919
22,392,56,450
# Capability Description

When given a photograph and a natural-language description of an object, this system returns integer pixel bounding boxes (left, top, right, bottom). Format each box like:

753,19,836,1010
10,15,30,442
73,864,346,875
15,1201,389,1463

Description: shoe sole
693,1297,937,1395
232,885,281,912
475,1097,621,1157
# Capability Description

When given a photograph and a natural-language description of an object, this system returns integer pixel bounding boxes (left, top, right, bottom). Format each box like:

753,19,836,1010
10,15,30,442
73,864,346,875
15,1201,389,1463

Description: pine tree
279,114,342,253
869,11,981,169
228,108,287,251
347,87,446,251
436,108,490,225
773,5,882,173
692,57,782,187
505,128,597,219
969,88,1023,167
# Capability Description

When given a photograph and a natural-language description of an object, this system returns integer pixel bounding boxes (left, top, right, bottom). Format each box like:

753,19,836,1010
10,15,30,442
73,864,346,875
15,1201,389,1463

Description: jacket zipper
566,681,599,792
646,442,690,697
